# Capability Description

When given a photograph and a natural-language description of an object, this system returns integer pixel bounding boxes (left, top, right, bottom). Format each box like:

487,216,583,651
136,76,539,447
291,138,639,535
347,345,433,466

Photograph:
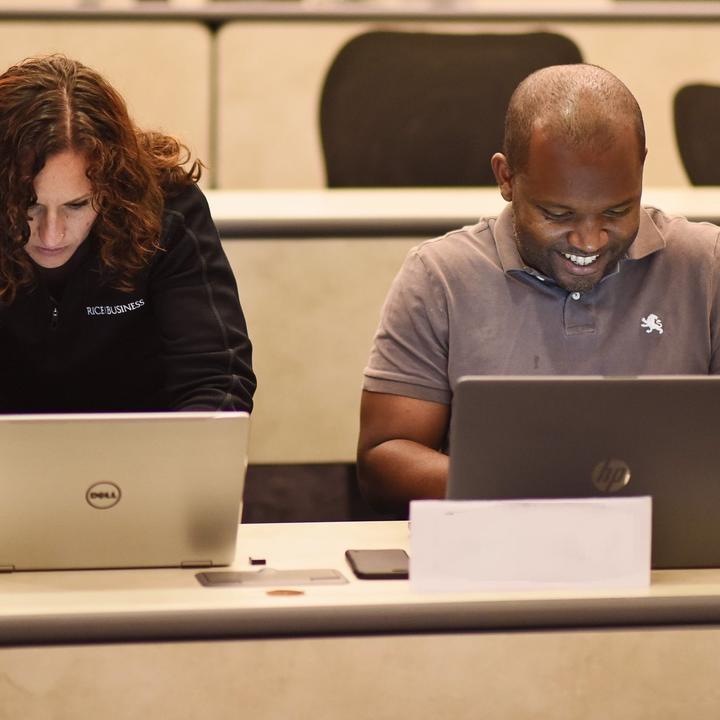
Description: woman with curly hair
0,55,256,412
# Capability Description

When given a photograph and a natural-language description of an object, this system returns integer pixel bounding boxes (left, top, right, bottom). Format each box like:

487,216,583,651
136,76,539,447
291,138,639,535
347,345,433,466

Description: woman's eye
67,200,90,210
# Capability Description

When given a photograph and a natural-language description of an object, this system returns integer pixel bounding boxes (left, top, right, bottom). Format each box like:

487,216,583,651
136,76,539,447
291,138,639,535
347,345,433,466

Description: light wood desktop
3,520,720,643
207,186,720,236
3,2,720,23
2,520,720,718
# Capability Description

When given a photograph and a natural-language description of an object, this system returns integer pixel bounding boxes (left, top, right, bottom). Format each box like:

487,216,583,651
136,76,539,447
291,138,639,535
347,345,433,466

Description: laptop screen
0,411,250,572
447,375,720,568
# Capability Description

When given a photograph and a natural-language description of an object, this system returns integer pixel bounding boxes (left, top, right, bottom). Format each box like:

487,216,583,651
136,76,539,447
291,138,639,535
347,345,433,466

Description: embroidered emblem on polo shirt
640,313,664,335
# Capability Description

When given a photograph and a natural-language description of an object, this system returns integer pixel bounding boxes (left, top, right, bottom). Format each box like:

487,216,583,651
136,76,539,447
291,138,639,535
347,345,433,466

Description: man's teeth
563,252,598,267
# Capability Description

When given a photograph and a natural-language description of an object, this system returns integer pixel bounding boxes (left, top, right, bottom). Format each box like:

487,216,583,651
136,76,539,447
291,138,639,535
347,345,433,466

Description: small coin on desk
266,589,305,597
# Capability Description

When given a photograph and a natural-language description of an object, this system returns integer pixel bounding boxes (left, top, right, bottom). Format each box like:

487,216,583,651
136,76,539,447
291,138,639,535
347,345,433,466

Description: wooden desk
208,187,720,237
5,2,720,23
2,521,720,718
3,520,720,645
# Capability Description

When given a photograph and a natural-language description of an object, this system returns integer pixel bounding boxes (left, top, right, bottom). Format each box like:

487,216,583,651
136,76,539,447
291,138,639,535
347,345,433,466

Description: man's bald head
502,64,646,174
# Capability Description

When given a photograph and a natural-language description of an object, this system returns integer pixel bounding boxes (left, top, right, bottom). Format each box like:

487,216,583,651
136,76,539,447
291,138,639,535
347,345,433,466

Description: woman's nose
37,213,65,247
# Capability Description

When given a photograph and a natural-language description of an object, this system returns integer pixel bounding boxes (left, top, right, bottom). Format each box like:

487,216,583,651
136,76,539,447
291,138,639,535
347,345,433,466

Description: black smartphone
345,548,409,580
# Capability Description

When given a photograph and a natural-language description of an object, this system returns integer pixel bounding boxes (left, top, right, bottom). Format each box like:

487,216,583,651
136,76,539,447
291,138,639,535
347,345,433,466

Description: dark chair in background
242,463,395,523
319,30,583,187
674,84,720,185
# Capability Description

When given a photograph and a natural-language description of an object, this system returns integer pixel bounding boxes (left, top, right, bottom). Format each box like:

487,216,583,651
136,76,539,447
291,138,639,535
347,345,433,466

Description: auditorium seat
674,83,720,185
319,30,583,187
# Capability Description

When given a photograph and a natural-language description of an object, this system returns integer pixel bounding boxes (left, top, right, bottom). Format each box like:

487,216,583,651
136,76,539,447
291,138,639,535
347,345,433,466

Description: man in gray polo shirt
357,63,720,513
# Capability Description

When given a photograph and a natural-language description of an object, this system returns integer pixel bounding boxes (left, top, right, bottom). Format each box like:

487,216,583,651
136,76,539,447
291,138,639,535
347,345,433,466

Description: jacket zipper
50,303,59,329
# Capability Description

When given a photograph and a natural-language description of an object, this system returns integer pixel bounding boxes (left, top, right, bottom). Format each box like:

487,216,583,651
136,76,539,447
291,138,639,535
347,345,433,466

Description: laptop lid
0,411,250,572
447,376,720,569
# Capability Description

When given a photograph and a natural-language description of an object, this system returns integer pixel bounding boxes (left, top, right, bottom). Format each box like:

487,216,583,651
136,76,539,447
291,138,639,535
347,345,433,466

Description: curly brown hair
0,54,202,302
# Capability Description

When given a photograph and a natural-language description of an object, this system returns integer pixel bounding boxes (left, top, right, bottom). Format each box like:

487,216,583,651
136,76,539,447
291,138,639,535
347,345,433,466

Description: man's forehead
514,127,644,210
524,122,642,172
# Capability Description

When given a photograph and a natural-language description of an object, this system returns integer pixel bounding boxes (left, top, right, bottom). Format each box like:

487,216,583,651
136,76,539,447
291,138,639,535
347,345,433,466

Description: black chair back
674,84,720,186
320,31,583,187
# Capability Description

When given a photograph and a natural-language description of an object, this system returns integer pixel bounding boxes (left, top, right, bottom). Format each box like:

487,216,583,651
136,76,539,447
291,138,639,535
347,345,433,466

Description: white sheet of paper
410,497,651,592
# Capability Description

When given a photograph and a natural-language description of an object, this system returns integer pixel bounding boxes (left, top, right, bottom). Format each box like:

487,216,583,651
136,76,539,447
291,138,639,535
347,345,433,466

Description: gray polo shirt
363,205,720,405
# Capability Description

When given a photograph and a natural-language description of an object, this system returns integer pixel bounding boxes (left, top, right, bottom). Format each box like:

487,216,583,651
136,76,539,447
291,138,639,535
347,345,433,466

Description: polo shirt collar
494,204,526,273
625,206,667,259
493,204,666,277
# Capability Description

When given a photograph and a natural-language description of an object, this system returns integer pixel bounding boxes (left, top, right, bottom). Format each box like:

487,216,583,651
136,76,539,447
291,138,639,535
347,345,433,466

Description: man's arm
357,389,450,514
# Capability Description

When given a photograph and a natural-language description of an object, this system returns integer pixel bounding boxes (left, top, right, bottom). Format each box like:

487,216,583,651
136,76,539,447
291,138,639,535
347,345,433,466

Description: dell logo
592,460,631,493
86,482,122,509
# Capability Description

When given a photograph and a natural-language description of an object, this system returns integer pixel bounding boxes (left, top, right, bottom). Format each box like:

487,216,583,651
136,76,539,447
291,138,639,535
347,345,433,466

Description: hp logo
592,460,631,493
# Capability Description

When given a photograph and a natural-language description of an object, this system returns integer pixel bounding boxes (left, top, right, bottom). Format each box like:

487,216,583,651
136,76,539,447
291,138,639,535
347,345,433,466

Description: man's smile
562,251,600,267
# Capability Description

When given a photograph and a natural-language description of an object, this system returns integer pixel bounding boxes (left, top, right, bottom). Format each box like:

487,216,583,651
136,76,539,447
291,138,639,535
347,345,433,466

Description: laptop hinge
0,564,15,573
181,560,213,569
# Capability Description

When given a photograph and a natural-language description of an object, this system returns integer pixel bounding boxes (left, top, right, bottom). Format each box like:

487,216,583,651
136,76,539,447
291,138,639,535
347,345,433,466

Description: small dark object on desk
345,548,409,580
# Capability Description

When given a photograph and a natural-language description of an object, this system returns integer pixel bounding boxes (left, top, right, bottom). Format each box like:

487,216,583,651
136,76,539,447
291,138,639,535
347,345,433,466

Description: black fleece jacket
0,184,256,413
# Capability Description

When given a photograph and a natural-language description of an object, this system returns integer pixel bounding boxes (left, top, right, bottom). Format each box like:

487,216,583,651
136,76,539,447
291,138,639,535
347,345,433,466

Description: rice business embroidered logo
86,482,122,509
86,299,145,316
640,313,663,334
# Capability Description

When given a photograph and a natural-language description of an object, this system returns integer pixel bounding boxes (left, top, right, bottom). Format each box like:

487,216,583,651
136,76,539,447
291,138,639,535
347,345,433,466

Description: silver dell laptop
0,411,250,572
447,376,720,569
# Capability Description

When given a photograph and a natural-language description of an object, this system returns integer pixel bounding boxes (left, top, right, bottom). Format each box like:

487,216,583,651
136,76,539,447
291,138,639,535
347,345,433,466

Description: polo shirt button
571,291,581,300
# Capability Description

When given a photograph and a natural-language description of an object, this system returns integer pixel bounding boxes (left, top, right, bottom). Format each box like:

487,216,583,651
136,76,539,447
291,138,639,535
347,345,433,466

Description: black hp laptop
447,376,720,569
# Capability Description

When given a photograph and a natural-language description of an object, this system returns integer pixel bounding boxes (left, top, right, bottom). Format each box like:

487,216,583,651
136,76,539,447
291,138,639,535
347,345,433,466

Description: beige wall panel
225,237,417,463
2,627,720,719
217,22,363,189
0,21,211,181
552,22,720,187
217,20,720,189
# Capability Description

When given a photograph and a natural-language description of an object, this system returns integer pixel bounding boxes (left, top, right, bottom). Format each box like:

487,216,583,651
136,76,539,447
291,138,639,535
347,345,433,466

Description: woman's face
25,149,99,269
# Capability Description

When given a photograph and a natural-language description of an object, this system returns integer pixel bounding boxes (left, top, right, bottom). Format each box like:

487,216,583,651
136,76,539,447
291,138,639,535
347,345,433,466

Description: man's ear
491,153,514,202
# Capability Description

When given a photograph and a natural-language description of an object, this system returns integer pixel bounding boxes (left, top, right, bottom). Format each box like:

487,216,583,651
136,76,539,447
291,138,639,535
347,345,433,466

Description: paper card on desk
409,497,651,592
